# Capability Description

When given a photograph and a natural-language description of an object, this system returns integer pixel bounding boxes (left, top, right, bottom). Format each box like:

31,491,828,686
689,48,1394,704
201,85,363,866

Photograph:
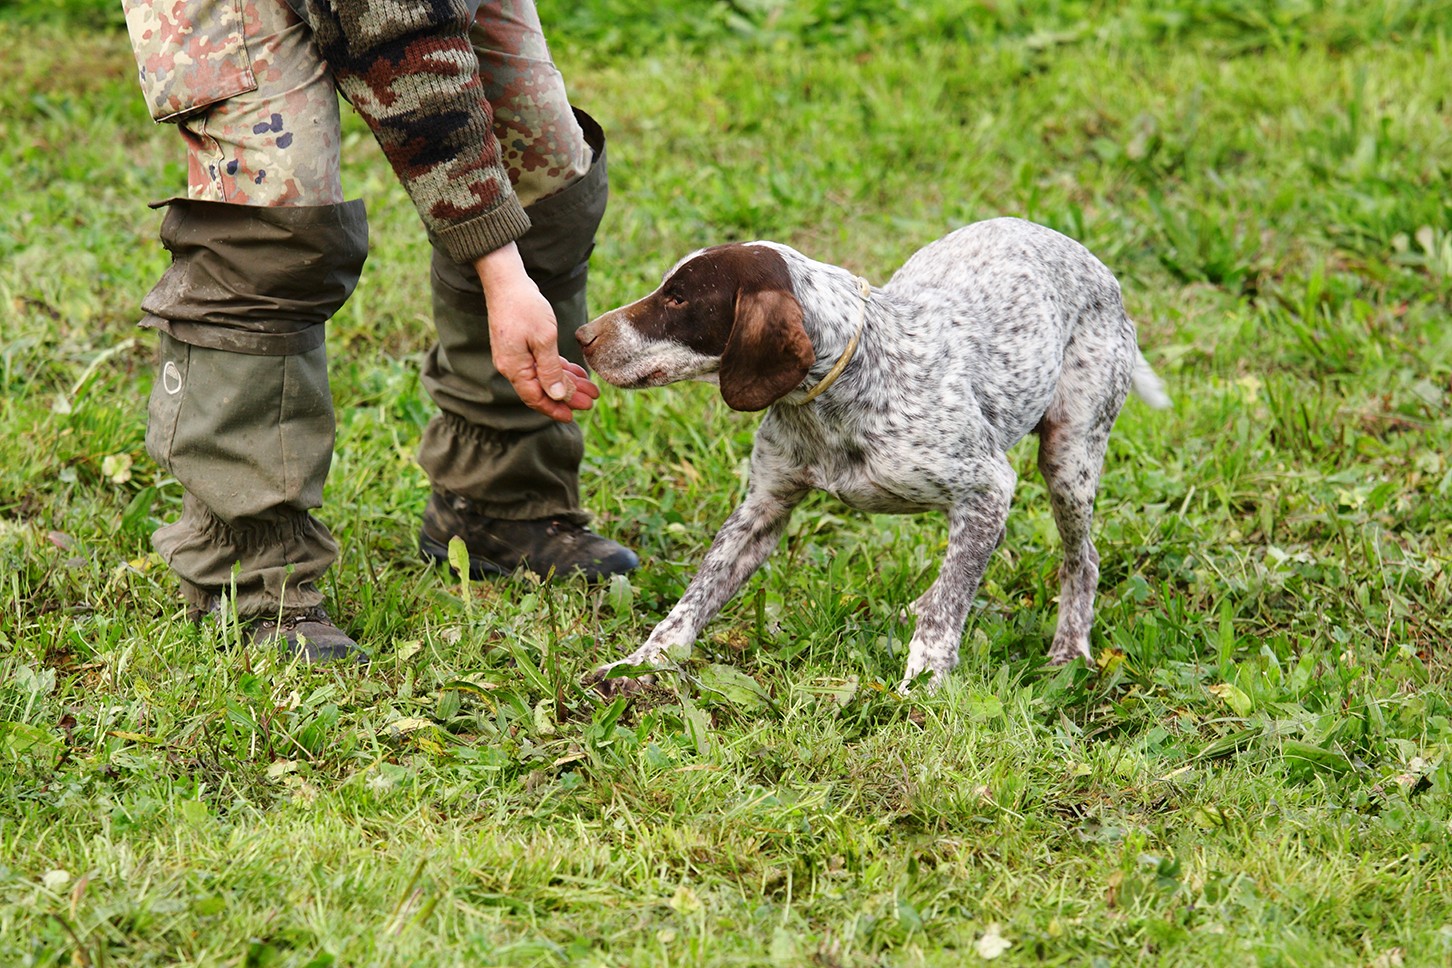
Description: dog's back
888,217,1118,299
873,218,1140,450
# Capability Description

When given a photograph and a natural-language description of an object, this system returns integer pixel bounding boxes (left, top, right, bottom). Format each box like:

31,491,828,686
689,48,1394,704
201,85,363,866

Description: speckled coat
578,218,1170,692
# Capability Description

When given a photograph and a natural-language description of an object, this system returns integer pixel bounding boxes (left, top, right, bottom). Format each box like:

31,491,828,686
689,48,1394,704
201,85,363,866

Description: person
121,0,638,661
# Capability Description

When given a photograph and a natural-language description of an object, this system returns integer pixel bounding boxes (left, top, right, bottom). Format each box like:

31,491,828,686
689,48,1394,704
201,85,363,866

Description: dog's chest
770,413,953,513
813,460,945,513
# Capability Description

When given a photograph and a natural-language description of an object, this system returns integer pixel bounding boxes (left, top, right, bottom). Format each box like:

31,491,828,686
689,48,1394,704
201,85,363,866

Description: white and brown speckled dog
577,217,1169,694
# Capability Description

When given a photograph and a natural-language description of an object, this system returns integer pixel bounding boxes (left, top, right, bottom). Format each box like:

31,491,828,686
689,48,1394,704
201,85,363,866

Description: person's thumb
533,343,573,402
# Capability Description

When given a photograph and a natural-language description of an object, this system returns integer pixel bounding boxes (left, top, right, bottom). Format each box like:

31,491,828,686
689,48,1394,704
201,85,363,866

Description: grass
2,0,1450,964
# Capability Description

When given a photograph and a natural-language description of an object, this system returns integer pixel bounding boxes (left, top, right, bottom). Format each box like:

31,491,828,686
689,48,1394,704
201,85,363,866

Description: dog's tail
1131,350,1171,409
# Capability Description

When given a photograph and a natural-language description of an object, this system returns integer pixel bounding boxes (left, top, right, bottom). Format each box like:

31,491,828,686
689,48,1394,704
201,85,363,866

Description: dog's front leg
589,484,805,696
900,458,1016,692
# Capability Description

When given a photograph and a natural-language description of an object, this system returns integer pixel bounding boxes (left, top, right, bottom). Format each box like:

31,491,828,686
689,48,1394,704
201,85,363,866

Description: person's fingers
566,387,596,411
523,388,575,422
522,373,574,421
480,295,601,420
552,361,597,412
501,356,588,422
562,360,601,400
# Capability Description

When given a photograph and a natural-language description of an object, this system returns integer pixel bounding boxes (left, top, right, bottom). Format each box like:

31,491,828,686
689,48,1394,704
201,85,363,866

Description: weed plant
1,0,1449,964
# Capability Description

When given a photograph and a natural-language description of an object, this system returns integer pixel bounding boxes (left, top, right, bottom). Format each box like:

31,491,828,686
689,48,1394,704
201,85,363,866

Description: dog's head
577,243,814,412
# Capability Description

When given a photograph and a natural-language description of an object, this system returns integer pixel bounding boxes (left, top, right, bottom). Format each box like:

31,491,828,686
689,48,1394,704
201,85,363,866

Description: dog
576,217,1168,694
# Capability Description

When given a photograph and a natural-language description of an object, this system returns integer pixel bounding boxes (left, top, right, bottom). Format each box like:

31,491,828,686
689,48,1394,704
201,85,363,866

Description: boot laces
252,605,333,632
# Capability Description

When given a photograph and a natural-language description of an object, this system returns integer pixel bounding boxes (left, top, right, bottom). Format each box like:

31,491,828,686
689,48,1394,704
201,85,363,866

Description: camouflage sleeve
297,0,530,264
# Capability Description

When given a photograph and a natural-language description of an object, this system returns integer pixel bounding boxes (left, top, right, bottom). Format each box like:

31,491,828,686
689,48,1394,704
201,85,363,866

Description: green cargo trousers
127,0,606,618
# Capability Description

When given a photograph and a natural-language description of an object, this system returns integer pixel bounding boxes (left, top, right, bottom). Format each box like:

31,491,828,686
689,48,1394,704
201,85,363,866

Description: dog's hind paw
1046,637,1093,667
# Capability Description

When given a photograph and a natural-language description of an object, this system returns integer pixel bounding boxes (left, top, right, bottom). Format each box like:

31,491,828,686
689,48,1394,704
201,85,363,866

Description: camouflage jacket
123,0,528,264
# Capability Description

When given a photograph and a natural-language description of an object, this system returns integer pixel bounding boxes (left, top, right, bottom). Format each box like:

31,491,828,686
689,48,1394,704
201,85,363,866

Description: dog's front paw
896,667,947,695
584,659,661,699
898,635,957,694
897,655,950,695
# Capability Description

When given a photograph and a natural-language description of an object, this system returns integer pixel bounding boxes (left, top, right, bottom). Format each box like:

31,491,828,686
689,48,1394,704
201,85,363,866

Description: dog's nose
576,322,600,349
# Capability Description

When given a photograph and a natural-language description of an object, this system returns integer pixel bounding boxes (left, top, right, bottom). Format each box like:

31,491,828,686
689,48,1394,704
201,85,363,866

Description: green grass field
3,1,1451,964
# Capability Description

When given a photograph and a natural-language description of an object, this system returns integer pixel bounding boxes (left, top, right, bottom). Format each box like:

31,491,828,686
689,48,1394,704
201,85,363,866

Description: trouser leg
414,7,634,579
132,0,368,617
417,1,608,521
471,0,595,210
140,197,368,618
172,0,345,206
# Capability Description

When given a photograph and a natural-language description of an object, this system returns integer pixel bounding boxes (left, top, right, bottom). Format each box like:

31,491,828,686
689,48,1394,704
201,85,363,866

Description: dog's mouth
623,367,670,389
582,356,666,390
579,345,631,387
585,341,721,391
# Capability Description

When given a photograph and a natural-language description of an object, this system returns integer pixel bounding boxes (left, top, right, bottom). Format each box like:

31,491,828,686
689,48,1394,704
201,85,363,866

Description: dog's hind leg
900,456,1016,692
1036,400,1120,666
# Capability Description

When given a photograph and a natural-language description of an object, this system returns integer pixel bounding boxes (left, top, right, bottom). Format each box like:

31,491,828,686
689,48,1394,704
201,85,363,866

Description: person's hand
475,243,600,422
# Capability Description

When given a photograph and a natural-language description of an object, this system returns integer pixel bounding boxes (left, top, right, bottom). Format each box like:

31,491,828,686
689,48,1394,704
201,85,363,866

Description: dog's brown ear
718,288,814,411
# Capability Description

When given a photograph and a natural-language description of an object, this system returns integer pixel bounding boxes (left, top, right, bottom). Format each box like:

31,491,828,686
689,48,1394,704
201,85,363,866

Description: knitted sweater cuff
433,195,533,265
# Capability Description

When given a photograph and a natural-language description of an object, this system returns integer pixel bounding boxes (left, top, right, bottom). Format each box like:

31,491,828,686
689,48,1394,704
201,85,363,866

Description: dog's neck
771,254,875,403
799,276,871,402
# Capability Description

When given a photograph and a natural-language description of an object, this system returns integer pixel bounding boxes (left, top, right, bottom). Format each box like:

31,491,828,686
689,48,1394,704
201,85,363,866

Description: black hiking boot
419,489,638,582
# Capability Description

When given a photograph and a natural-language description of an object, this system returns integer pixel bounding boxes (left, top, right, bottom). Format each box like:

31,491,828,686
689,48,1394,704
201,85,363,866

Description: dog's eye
663,293,688,310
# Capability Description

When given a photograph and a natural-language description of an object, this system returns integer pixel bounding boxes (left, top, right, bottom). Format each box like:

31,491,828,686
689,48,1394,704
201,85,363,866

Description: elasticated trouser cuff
417,109,607,523
162,494,338,618
420,411,588,524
